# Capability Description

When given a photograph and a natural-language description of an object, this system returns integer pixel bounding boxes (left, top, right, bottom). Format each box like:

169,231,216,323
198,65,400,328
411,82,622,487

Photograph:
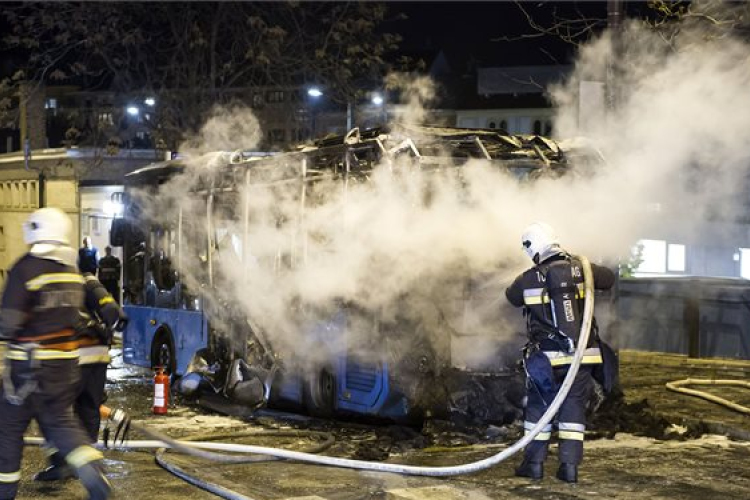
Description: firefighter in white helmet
505,222,615,484
0,208,110,500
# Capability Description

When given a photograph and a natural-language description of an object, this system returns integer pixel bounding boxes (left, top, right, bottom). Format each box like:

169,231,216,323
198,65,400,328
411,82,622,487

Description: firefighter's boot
556,463,578,483
515,460,543,480
34,453,75,481
76,462,111,500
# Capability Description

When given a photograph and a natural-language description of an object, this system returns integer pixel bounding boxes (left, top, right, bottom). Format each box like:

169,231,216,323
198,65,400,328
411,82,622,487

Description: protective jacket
506,252,615,354
78,274,126,365
0,245,84,349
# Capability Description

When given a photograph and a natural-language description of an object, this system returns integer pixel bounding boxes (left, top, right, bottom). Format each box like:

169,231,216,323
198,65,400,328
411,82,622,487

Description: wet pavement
13,350,750,500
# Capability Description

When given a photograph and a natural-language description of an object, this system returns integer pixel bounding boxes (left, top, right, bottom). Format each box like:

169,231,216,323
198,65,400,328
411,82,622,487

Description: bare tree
2,2,402,150
499,0,750,51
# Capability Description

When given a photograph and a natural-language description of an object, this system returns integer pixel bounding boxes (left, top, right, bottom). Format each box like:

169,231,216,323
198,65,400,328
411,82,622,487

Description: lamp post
307,87,322,139
372,92,386,126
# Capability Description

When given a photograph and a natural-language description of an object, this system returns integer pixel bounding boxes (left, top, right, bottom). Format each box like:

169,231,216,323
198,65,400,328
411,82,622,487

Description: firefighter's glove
114,313,128,333
104,408,131,447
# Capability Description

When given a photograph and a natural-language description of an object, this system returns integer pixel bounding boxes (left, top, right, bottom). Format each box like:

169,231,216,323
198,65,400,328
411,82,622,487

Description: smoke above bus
133,12,750,369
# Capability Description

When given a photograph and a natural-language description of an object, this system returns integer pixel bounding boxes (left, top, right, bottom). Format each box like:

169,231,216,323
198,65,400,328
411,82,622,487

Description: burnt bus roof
125,160,187,185
125,125,571,186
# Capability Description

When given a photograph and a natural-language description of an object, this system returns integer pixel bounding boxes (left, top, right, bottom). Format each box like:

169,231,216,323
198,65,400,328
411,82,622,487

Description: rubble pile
444,370,526,427
589,390,706,440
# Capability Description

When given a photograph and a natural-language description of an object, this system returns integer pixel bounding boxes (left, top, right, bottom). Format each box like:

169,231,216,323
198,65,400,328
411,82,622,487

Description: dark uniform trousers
0,358,103,498
523,364,594,466
75,363,108,442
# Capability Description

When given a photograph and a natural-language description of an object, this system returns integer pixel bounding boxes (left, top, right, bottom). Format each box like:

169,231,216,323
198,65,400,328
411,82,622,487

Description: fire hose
23,256,595,496
665,378,750,415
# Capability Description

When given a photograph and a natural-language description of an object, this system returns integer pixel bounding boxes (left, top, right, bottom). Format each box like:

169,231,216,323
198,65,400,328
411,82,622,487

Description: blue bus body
121,305,207,375
121,301,404,417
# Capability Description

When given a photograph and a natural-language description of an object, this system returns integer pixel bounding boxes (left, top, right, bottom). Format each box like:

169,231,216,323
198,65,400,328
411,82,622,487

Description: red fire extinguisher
153,366,169,415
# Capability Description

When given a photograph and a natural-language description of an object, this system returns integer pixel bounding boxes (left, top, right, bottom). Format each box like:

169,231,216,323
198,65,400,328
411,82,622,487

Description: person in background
505,222,615,484
0,207,111,500
124,242,146,304
78,236,99,275
97,246,122,304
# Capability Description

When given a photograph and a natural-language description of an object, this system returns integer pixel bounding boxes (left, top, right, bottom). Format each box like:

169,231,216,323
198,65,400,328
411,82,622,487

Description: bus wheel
152,333,176,376
304,365,336,418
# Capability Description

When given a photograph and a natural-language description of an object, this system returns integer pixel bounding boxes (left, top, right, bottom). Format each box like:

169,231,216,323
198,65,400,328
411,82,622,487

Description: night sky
388,1,614,66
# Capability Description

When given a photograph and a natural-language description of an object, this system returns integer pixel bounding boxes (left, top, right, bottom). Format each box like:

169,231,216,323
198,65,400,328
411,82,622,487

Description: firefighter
34,273,128,482
0,207,111,500
505,222,615,484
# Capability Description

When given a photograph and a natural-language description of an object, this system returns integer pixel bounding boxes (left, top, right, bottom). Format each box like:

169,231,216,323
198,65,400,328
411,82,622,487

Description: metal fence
609,277,750,360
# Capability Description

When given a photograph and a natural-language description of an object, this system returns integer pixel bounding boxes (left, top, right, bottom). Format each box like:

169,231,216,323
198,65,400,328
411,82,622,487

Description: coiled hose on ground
665,378,750,415
154,430,335,500
24,256,596,494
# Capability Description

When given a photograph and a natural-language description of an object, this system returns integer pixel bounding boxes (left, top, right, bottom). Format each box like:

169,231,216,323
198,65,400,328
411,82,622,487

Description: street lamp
126,106,139,116
144,97,156,106
307,87,323,139
371,91,387,126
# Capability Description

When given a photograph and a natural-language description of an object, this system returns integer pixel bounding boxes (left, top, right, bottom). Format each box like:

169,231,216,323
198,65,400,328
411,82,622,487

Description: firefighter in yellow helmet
0,208,110,500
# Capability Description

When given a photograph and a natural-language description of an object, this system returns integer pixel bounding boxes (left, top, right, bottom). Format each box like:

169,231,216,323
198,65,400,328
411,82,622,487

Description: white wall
455,108,555,135
0,178,80,286
79,186,124,263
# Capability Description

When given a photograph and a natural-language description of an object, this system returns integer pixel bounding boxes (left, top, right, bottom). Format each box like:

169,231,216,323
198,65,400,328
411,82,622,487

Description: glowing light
372,94,384,106
144,98,156,106
307,88,323,98
126,106,139,116
103,200,123,217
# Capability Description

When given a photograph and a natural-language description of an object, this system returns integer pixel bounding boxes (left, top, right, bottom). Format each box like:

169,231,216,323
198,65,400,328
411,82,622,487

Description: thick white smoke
550,17,750,258
137,9,750,371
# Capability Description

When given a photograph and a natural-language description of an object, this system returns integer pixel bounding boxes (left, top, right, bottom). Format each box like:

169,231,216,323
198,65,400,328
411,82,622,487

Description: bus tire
304,364,336,418
151,331,176,376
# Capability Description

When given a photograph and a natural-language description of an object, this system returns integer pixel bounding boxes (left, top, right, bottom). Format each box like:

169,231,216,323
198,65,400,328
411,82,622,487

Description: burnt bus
112,125,580,422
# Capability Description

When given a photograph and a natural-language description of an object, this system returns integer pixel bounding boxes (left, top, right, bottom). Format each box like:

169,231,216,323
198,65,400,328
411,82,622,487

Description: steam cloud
136,10,750,371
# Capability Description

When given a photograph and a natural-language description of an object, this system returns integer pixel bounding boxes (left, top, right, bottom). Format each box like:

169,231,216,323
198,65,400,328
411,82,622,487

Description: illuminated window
667,244,686,272
740,248,750,279
266,91,285,103
98,113,114,126
636,239,667,273
636,240,687,274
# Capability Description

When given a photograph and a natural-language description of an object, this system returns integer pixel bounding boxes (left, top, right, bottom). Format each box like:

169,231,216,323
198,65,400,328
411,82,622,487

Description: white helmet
23,207,72,245
521,222,559,263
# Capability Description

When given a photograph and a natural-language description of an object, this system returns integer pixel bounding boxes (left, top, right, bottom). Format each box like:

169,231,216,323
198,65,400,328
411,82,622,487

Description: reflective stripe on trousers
0,358,102,499
522,364,594,465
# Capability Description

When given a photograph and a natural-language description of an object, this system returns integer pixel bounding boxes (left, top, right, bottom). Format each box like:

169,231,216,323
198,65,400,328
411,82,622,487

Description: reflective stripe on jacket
544,347,603,366
0,253,84,346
